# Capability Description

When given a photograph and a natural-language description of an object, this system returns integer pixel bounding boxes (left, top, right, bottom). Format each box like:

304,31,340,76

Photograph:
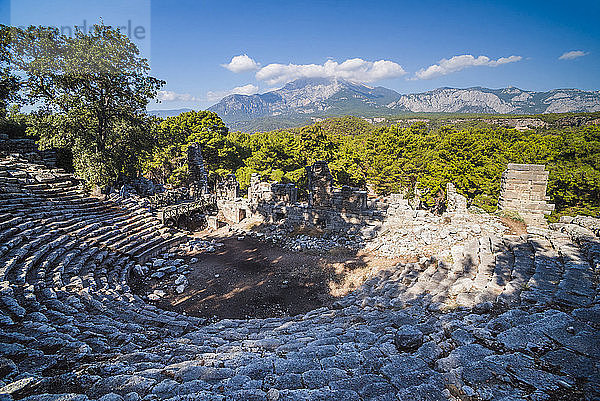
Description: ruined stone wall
307,161,366,213
216,174,239,200
252,202,383,233
214,163,375,231
332,186,367,212
446,183,467,213
307,161,333,208
0,135,57,167
498,163,555,226
248,173,297,204
217,199,247,223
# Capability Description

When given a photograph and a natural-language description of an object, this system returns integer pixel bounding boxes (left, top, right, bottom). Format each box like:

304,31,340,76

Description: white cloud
207,84,260,102
559,50,588,60
156,90,199,102
222,54,260,73
255,58,407,85
414,54,522,80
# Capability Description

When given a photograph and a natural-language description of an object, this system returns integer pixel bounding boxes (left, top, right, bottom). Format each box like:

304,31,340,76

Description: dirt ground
498,216,528,235
147,233,401,320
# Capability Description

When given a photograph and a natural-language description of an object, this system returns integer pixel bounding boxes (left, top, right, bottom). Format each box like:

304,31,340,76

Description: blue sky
2,0,599,110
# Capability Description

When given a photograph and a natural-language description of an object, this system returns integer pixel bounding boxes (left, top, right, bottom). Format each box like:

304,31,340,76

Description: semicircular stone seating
1,156,599,401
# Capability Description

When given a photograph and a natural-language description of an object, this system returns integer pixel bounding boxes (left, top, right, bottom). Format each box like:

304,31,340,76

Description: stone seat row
0,159,204,387
334,232,598,315
0,176,171,261
2,243,200,384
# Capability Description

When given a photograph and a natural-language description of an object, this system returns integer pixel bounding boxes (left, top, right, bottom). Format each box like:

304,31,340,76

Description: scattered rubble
365,202,507,258
181,238,224,254
245,228,365,253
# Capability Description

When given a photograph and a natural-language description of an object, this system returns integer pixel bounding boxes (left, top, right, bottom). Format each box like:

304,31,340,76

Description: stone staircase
0,156,599,401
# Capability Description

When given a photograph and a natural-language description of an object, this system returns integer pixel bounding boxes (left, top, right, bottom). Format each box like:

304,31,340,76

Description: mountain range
205,78,600,131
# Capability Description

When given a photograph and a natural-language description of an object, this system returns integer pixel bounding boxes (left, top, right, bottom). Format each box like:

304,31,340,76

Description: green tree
10,24,163,187
0,25,20,117
145,110,248,187
299,124,336,164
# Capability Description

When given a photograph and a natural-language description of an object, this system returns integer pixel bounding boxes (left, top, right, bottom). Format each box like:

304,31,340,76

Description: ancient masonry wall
307,161,367,213
214,161,380,231
253,202,382,232
248,173,297,204
217,199,247,224
216,195,382,232
498,163,555,226
216,174,239,200
307,161,334,208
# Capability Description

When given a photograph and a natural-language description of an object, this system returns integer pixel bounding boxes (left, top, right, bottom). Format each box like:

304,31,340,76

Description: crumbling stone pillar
498,163,555,226
307,161,333,208
248,173,261,202
187,143,208,197
446,183,467,213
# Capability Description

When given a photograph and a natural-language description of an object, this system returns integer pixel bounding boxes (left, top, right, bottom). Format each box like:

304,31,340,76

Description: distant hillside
147,108,193,118
207,78,600,131
208,78,399,131
387,87,600,114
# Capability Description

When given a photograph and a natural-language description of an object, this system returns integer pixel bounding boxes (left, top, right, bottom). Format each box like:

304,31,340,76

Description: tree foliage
0,26,20,118
181,120,600,219
142,110,247,187
8,24,164,187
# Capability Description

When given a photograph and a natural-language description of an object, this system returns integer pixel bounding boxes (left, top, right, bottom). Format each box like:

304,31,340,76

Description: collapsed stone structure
143,145,216,228
307,161,334,208
215,162,559,233
216,174,239,200
307,161,367,212
214,174,246,223
248,173,297,204
498,163,555,226
216,161,380,232
333,185,368,212
0,134,56,167
445,182,467,213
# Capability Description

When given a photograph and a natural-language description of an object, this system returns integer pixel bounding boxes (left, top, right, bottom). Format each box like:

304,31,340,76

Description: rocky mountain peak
206,78,600,131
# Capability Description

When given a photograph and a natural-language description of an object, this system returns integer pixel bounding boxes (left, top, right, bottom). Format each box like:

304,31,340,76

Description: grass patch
495,209,525,223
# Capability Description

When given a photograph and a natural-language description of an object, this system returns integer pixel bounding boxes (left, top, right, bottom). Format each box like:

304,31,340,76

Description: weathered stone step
497,237,535,307
520,237,563,307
